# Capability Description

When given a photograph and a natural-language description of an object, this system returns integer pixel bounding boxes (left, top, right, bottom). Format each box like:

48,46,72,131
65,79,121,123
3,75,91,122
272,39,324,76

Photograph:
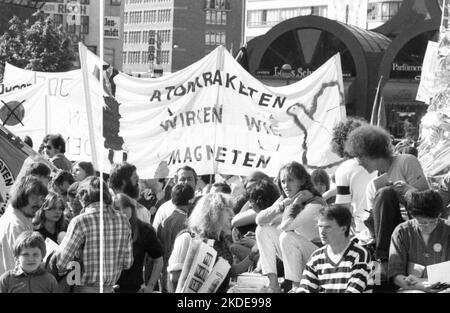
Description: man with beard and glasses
109,162,151,224
0,175,48,275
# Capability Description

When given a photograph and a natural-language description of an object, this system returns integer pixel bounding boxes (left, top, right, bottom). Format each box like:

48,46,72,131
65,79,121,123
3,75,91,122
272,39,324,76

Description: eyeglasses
45,145,53,150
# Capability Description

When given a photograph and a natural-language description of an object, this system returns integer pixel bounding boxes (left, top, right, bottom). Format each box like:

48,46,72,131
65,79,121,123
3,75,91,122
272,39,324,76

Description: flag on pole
0,124,55,216
370,76,386,128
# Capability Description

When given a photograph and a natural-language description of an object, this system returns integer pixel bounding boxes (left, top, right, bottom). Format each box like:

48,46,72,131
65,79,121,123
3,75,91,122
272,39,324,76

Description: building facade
244,0,440,138
244,0,403,43
41,0,125,69
122,0,243,76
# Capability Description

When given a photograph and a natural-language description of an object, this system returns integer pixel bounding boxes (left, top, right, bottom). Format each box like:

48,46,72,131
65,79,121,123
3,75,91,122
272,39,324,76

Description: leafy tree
0,11,76,75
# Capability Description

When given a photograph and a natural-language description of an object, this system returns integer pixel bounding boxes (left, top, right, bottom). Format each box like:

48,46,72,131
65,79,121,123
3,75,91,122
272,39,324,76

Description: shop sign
104,16,120,39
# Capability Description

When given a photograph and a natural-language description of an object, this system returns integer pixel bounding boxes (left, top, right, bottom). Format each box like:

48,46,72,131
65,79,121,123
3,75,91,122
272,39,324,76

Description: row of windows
124,30,171,44
123,50,170,64
205,31,225,46
126,31,141,44
205,0,230,10
205,10,227,25
51,14,89,34
247,6,328,27
367,1,402,21
125,9,171,24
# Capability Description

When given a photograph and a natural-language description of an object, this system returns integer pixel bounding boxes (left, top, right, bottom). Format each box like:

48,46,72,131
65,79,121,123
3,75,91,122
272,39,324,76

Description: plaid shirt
56,202,133,286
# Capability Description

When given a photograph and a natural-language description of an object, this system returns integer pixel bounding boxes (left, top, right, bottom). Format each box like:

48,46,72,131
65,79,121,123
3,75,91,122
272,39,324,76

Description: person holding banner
0,176,48,276
44,134,72,172
255,161,326,292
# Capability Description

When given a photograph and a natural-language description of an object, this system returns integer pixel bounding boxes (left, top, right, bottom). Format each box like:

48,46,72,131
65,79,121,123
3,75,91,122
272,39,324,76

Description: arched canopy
247,15,391,117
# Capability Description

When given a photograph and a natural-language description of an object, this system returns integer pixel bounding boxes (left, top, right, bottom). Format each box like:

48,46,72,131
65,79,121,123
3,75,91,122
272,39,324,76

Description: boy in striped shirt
294,205,375,293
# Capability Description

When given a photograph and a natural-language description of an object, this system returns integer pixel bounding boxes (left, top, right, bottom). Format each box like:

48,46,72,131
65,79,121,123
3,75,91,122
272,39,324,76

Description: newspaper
180,241,217,293
197,257,231,293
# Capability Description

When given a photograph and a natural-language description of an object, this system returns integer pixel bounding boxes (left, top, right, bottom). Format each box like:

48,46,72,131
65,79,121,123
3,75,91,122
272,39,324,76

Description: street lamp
280,63,293,85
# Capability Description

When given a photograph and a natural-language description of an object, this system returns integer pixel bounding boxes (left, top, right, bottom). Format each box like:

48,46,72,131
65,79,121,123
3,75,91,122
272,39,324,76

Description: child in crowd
0,231,59,293
311,169,335,204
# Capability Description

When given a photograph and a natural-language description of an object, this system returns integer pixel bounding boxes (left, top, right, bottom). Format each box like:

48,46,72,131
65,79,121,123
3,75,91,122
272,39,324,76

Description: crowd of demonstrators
3,121,450,294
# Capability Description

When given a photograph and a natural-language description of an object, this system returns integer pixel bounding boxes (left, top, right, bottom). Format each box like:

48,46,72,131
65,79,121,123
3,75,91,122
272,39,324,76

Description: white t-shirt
335,158,377,243
152,199,176,230
135,200,152,224
366,154,430,214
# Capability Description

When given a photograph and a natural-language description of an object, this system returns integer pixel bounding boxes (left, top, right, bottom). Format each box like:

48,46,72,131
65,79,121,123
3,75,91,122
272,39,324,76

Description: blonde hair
188,193,234,239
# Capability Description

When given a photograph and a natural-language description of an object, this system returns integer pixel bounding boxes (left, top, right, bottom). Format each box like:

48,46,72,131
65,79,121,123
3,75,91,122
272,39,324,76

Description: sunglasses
45,145,54,150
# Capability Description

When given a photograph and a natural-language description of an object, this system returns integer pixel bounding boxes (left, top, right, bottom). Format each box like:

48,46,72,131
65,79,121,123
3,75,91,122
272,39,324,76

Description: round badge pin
433,243,442,253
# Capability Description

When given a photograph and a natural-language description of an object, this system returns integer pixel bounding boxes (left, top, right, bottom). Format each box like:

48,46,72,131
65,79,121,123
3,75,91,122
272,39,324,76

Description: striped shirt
298,240,374,293
56,202,133,286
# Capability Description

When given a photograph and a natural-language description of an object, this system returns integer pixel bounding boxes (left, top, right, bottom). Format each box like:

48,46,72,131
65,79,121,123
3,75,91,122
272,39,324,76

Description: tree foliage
0,11,76,75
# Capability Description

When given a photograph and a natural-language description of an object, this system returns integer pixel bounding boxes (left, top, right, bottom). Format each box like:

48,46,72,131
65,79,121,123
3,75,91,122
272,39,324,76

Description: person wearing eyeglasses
388,190,450,293
44,134,72,172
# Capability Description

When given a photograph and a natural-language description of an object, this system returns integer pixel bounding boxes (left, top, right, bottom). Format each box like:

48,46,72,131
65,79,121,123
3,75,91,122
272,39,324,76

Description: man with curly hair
345,125,429,285
330,117,376,245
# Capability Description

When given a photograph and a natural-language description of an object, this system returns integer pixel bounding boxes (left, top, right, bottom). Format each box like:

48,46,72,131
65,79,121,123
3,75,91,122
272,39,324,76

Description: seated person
295,205,374,293
256,162,326,292
0,231,58,293
388,190,450,293
230,178,279,263
311,169,334,204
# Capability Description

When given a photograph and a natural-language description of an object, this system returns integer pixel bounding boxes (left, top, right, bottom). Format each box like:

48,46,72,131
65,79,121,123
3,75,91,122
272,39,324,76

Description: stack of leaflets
176,238,231,293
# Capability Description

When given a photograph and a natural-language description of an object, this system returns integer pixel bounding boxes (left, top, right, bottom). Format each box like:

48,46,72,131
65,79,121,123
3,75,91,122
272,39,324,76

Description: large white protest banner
2,59,102,168
107,46,346,178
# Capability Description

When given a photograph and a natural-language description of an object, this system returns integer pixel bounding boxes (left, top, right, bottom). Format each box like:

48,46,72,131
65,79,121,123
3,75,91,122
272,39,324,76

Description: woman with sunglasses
32,191,68,244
